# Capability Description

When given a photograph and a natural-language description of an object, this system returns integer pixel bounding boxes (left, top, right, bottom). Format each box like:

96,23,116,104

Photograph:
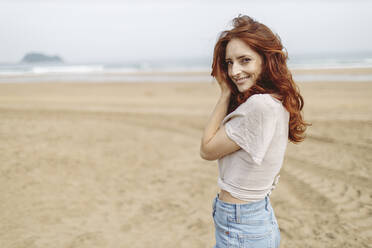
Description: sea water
1,53,372,83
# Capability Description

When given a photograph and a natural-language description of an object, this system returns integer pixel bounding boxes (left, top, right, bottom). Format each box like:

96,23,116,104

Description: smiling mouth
234,75,251,84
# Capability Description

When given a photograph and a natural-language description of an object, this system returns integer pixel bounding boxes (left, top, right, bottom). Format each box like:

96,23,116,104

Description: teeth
236,76,250,83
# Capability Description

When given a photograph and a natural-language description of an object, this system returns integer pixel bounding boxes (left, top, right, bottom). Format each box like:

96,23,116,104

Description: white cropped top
218,94,289,202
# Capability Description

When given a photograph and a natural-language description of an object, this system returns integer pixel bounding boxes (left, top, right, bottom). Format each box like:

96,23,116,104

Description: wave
1,56,372,83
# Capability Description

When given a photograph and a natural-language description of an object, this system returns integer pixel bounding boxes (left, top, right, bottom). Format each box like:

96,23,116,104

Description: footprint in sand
68,232,107,248
10,236,39,248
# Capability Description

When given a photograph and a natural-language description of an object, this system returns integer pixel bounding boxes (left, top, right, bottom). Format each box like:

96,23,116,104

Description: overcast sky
0,0,371,63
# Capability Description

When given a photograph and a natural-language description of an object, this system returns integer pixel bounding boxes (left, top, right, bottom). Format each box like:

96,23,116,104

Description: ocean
1,53,372,83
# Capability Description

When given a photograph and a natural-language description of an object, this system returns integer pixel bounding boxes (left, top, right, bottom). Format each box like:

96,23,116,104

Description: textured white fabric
224,94,277,165
218,94,289,202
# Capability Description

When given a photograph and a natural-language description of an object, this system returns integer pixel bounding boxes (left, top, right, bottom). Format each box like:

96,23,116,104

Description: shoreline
1,66,372,84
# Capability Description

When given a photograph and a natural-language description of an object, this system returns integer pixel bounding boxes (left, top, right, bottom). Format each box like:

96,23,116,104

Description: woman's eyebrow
226,55,252,60
238,55,253,59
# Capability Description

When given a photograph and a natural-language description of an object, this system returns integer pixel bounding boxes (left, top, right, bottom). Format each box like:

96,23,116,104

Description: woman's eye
242,58,251,63
225,61,232,65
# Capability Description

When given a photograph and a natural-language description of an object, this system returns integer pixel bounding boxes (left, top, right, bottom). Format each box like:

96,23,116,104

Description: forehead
225,38,258,59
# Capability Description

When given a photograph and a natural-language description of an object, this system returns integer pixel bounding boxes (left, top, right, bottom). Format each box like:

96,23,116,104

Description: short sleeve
223,95,277,165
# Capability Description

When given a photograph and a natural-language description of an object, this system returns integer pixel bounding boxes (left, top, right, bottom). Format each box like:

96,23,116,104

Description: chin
237,83,254,93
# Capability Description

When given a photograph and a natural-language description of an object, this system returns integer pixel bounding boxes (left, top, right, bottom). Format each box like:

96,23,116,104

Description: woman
200,15,309,248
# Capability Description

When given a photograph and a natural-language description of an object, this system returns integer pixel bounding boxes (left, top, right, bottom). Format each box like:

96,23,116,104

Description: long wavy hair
211,15,310,143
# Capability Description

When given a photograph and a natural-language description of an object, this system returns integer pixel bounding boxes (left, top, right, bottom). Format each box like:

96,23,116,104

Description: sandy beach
0,71,371,247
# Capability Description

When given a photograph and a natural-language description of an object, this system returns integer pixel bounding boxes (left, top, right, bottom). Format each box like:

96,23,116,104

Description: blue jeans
212,194,280,248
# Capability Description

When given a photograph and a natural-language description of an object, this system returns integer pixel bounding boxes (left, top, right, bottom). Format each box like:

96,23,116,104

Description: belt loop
214,194,218,209
236,204,241,224
265,196,269,211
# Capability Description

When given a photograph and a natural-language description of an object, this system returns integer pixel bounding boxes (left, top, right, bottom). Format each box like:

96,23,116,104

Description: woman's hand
215,65,231,97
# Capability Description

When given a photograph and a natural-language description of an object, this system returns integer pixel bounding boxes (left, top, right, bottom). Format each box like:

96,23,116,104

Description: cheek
250,64,262,76
256,66,263,77
254,66,261,75
255,61,263,75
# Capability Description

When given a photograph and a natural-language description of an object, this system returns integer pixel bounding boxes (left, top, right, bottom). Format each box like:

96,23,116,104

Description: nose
231,62,242,77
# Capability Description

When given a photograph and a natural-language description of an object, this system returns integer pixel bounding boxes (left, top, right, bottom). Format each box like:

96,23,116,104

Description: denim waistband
213,193,270,215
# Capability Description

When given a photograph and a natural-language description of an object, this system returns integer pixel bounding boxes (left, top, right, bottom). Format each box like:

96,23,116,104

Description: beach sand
0,75,371,247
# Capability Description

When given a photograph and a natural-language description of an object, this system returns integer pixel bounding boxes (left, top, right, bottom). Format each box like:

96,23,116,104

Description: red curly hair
211,15,310,143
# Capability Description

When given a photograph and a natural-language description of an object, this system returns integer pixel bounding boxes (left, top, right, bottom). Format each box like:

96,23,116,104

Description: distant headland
20,52,64,64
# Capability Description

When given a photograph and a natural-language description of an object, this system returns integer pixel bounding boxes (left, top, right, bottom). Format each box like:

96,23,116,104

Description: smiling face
225,38,263,93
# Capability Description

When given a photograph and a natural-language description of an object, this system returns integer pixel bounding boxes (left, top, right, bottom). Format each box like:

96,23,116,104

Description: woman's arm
200,92,241,161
